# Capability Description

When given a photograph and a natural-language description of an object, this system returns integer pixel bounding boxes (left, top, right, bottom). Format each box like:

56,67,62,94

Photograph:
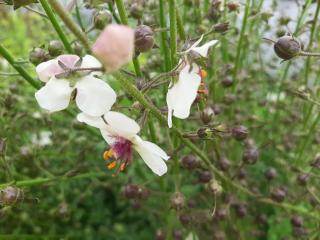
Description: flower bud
130,3,144,19
296,174,309,186
274,36,301,60
134,25,154,53
215,208,228,221
264,167,277,180
243,147,259,164
181,155,199,170
270,188,286,202
92,24,134,71
217,158,231,171
94,10,112,30
179,213,192,225
200,107,215,124
123,184,139,199
221,76,233,88
261,10,273,23
29,47,49,65
170,192,185,210
0,186,24,206
213,22,230,33
227,1,240,12
197,127,211,138
71,41,83,56
291,216,303,228
232,125,248,141
48,40,64,57
198,170,212,183
155,229,166,240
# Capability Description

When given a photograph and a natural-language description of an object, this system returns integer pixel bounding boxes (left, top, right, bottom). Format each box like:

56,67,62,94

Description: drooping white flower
35,54,116,116
166,36,219,128
77,111,169,176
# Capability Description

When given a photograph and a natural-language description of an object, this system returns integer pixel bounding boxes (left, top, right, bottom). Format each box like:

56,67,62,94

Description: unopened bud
274,36,301,60
227,1,240,12
94,10,112,30
243,147,259,164
29,47,49,65
134,25,154,53
208,180,223,195
232,125,248,141
181,155,199,170
48,40,64,57
0,186,24,206
130,3,144,19
200,107,215,124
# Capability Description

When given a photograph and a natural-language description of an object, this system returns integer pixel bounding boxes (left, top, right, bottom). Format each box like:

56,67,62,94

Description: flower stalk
169,0,177,67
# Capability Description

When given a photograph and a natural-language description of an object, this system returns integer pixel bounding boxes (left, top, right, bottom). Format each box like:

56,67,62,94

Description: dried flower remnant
92,24,135,72
77,111,169,176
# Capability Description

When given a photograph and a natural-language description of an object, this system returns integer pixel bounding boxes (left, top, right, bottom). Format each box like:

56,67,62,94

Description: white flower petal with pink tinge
192,40,219,58
75,75,116,117
35,78,73,112
134,136,169,176
166,63,201,128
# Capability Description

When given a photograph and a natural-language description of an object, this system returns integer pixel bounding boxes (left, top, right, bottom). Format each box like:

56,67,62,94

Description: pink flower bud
92,25,134,72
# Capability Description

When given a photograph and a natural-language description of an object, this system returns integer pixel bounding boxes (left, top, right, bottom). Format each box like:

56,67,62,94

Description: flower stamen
103,149,114,160
106,161,117,170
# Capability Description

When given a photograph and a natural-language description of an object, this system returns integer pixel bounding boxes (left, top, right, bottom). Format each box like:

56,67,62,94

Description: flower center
102,137,133,174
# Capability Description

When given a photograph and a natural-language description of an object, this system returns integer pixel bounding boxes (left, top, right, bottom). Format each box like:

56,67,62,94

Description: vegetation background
1,0,320,239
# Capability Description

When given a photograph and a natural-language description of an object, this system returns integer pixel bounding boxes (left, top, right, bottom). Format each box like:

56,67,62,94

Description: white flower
77,111,170,176
35,54,116,116
166,36,218,128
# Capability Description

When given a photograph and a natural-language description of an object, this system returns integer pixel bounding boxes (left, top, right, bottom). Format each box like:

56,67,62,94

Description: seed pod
255,214,268,225
213,22,230,33
172,229,183,240
232,125,248,141
134,25,154,53
208,180,223,195
170,192,185,210
274,36,301,60
181,155,199,170
221,76,233,88
179,213,192,225
264,167,277,180
29,47,49,65
215,208,228,221
155,229,166,240
234,204,247,218
48,40,64,57
94,10,112,30
0,186,24,206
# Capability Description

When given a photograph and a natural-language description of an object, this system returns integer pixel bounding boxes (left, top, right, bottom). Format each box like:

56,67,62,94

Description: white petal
103,111,140,139
192,40,219,57
133,136,170,160
81,55,103,76
76,112,107,129
186,34,204,52
100,129,116,145
134,138,168,176
75,75,117,116
36,59,61,82
35,78,72,112
166,64,201,119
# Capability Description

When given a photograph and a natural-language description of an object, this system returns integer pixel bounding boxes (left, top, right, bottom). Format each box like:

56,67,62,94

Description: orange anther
199,69,208,79
103,149,113,160
107,161,117,170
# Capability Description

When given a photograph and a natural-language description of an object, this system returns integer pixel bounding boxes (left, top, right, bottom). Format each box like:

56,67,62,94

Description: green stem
47,0,91,51
0,171,107,188
108,2,121,24
169,0,177,67
38,0,73,53
0,44,40,89
159,0,171,71
114,0,128,24
114,0,142,77
176,8,186,41
232,0,250,93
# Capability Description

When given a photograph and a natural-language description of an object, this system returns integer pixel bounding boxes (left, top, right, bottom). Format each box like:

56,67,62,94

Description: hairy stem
47,0,91,51
39,0,73,53
169,0,177,67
